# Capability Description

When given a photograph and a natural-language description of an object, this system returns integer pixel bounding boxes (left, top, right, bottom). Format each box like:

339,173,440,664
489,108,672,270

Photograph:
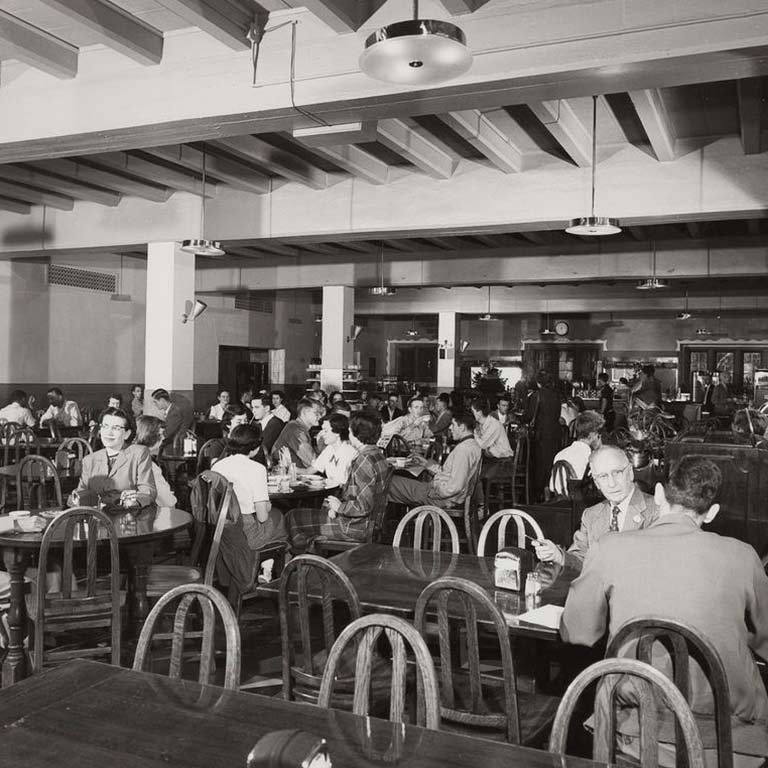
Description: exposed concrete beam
438,110,522,173
152,0,251,50
737,77,764,155
376,119,456,179
435,0,494,12
0,196,31,215
0,165,120,207
290,0,387,32
302,144,389,185
0,9,77,79
0,179,73,210
529,99,591,167
425,237,461,250
629,89,677,162
36,0,163,65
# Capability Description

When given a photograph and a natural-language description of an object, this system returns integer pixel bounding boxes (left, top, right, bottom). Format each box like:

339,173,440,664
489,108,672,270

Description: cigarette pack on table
494,547,534,592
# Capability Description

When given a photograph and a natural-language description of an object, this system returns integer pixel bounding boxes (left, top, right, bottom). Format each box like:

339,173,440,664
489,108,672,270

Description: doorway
392,342,438,386
218,346,269,398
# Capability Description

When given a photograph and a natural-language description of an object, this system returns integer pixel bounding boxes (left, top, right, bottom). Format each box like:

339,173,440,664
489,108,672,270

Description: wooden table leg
124,543,152,638
2,547,31,687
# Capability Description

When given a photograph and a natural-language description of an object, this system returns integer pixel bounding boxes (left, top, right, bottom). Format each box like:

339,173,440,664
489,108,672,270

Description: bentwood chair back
511,428,530,506
549,658,706,768
477,509,545,557
279,554,362,704
58,437,92,460
606,617,733,768
547,459,577,500
393,505,460,553
195,438,227,475
32,507,121,674
3,426,39,466
318,613,441,729
133,582,242,690
16,454,63,510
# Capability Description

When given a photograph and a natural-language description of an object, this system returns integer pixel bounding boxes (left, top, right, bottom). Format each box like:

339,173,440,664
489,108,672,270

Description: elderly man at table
39,387,82,428
548,410,604,496
534,445,657,570
0,390,36,427
387,410,481,508
270,398,319,469
285,411,392,554
151,388,193,448
381,395,433,446
560,457,768,767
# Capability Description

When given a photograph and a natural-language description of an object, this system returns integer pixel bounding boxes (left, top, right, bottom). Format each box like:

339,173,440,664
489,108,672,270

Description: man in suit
151,388,193,448
560,457,768,765
534,445,657,569
379,393,403,423
250,396,284,455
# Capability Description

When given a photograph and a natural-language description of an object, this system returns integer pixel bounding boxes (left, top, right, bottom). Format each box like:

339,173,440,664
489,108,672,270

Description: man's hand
408,454,428,467
325,495,341,519
532,538,564,565
278,447,291,467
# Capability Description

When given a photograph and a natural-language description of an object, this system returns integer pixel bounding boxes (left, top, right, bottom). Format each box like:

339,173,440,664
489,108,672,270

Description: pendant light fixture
360,0,472,86
566,96,621,236
540,299,554,335
181,145,225,257
676,288,692,320
405,317,419,337
478,285,494,321
636,241,669,290
369,242,396,296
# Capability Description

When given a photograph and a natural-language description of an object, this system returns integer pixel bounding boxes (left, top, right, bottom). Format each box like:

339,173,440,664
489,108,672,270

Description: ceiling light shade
181,238,225,257
478,313,494,322
540,327,555,335
676,311,692,320
636,277,669,290
565,95,621,236
459,340,470,352
369,285,397,296
181,299,208,324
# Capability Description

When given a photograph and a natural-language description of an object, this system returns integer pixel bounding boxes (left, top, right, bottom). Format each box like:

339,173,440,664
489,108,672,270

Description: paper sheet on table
0,517,13,533
517,604,564,630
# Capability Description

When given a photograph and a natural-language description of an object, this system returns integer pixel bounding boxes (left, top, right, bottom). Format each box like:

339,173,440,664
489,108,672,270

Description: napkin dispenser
494,547,534,592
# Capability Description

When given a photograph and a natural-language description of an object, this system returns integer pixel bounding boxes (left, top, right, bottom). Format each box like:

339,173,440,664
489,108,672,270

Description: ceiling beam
301,144,389,185
143,145,271,194
0,179,73,210
213,136,328,189
0,165,120,207
282,0,387,32
246,241,299,257
376,119,456,179
737,78,763,155
425,237,461,250
0,9,77,79
382,239,424,252
438,110,522,173
529,99,591,167
150,0,251,50
0,196,31,215
36,0,163,65
434,0,494,13
629,89,677,162
685,222,704,239
86,151,219,196
338,241,376,253
28,159,171,202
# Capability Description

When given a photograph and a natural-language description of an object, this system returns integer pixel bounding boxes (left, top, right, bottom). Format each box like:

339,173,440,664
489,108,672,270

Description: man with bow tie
533,445,657,570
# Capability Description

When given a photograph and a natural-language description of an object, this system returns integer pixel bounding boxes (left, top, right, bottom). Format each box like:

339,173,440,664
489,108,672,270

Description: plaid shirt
338,445,393,528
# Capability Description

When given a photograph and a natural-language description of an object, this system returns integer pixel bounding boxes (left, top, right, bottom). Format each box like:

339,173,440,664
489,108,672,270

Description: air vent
47,264,117,293
234,294,273,313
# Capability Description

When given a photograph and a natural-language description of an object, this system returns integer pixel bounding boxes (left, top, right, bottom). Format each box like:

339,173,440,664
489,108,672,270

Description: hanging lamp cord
590,94,597,217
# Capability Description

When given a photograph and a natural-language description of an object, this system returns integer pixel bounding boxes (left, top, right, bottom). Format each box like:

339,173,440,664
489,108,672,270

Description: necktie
609,506,620,532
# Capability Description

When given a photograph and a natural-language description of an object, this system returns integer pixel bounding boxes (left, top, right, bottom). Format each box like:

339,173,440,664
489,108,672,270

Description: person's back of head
135,415,163,448
452,410,476,434
296,398,315,420
8,389,27,406
574,410,605,440
350,411,381,445
469,395,491,417
598,372,609,384
151,388,170,403
331,400,351,415
227,424,262,455
660,456,721,518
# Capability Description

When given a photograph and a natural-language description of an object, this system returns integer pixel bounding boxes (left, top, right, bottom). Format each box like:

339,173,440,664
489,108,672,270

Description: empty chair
393,505,459,553
3,426,39,467
549,658,706,768
15,454,63,510
547,459,577,499
606,617,734,768
57,437,92,460
133,582,241,690
318,613,440,729
415,577,559,744
31,507,121,674
195,437,227,475
477,508,544,557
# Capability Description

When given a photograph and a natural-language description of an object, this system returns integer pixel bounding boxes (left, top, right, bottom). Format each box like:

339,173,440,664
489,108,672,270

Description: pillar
437,311,457,390
144,242,195,411
320,285,354,393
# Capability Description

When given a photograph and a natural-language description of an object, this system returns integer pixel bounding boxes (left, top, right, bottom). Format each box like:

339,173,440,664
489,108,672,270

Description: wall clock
554,320,569,336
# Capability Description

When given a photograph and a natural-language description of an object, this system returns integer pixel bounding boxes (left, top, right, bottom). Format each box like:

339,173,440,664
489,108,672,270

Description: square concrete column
437,311,457,390
320,285,354,393
144,242,195,408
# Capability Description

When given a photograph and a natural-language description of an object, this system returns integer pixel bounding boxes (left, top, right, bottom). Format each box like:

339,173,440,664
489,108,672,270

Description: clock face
554,320,569,336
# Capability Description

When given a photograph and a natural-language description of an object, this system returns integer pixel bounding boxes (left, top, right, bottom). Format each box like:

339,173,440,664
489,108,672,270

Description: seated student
0,390,36,427
731,408,768,444
70,407,156,508
285,412,392,554
270,399,319,469
40,387,82,428
134,415,177,508
381,395,433,445
387,411,482,509
561,457,768,768
470,395,514,459
548,410,604,496
208,389,230,421
489,393,514,427
249,397,284,455
429,393,453,438
305,414,358,486
107,392,123,410
212,425,287,592
270,390,291,423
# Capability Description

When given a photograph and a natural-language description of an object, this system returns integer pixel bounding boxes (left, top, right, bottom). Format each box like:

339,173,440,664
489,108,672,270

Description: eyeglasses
593,466,629,484
100,424,126,433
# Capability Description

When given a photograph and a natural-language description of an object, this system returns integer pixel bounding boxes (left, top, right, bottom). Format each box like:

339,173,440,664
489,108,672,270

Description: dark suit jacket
73,444,156,507
260,414,284,454
561,514,768,756
162,403,193,447
380,405,403,423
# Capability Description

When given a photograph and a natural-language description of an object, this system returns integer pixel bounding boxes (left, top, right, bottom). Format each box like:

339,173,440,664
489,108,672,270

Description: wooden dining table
0,506,192,687
0,659,604,768
257,543,576,641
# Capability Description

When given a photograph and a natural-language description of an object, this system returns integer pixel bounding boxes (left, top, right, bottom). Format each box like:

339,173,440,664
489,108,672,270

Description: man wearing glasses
533,445,657,570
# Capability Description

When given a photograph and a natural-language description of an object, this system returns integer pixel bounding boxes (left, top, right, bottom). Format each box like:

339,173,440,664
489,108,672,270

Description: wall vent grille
47,264,117,294
234,294,273,313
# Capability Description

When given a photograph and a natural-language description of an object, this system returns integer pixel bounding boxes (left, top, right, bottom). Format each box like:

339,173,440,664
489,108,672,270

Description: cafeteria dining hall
0,1,768,766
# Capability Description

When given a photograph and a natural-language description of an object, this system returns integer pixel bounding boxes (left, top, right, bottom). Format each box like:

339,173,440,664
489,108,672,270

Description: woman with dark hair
107,392,123,409
134,415,177,507
306,413,358,486
70,407,156,508
0,389,36,427
130,384,144,419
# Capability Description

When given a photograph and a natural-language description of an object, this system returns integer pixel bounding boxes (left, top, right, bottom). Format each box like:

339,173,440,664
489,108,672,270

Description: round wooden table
267,481,339,510
0,505,192,687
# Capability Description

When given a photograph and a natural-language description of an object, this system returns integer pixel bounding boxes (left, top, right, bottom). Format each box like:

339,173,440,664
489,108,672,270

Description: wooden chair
15,454,63,510
318,613,441,729
393,505,460,553
549,658,706,768
477,508,545,557
546,459,577,500
606,617,733,768
58,437,92,459
195,438,227,475
31,507,121,674
279,554,367,704
442,457,483,554
3,426,39,467
510,427,530,506
414,577,559,744
133,582,241,690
